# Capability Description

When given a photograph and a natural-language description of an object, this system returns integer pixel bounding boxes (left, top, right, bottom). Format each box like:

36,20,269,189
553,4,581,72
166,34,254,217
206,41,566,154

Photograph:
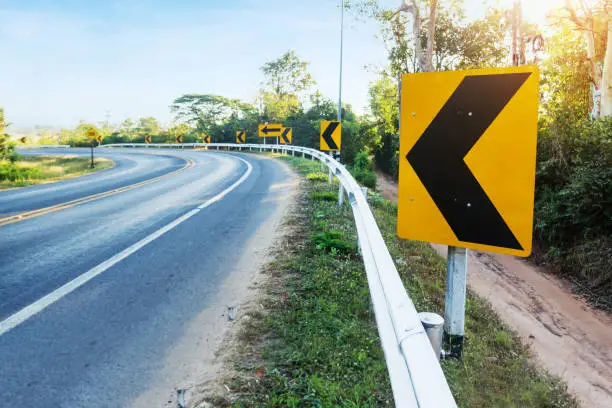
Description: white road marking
0,156,253,337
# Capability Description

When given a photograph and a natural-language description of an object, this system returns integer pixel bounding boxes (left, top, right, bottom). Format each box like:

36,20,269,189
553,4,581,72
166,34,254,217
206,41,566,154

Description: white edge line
0,156,253,337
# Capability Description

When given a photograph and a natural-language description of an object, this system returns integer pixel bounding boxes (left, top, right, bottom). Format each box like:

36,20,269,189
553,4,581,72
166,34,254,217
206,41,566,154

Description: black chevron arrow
262,125,281,135
281,128,291,144
237,131,245,143
406,73,530,250
322,121,339,150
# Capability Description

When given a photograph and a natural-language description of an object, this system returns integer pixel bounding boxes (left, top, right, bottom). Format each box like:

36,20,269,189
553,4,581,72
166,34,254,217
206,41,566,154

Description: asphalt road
0,147,294,407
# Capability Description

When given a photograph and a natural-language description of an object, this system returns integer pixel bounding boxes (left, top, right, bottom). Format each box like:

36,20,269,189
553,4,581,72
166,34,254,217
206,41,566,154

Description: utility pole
338,0,344,122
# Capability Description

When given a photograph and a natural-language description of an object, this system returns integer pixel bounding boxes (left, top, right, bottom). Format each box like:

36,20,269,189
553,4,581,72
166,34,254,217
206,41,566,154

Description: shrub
535,117,612,307
306,172,328,182
311,230,355,255
350,151,377,189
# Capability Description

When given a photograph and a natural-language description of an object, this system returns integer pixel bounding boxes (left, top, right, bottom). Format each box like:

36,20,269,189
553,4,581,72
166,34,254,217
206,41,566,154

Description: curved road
0,148,295,407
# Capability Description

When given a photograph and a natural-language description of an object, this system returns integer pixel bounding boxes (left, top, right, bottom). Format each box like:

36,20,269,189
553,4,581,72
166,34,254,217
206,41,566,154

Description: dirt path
376,171,612,408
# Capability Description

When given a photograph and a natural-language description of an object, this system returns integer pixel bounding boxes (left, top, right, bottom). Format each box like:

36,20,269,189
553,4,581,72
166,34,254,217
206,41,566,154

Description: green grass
0,155,113,189
212,156,578,408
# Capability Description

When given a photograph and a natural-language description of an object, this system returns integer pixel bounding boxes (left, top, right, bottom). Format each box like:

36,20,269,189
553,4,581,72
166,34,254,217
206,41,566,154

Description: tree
559,0,612,117
0,108,16,161
260,50,315,120
136,117,159,138
171,94,253,135
118,118,136,140
349,0,509,76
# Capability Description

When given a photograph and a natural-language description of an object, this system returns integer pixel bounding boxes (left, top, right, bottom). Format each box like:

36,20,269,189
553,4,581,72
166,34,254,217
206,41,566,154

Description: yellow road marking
0,158,195,228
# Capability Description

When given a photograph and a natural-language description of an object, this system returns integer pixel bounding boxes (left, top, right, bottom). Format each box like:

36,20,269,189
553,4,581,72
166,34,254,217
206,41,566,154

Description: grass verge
209,156,578,408
0,155,113,189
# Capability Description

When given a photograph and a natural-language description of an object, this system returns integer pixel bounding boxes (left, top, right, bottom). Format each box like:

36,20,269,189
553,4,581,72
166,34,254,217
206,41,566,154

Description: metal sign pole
443,246,467,358
90,141,95,168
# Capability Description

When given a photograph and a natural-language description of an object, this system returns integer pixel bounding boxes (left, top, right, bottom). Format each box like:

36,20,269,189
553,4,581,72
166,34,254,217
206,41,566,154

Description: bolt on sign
320,120,341,151
175,135,183,143
279,127,292,144
397,66,539,257
258,124,282,137
236,131,246,143
144,135,152,143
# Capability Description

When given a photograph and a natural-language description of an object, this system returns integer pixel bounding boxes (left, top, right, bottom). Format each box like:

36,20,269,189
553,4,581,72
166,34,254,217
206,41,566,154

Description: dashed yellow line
0,158,195,228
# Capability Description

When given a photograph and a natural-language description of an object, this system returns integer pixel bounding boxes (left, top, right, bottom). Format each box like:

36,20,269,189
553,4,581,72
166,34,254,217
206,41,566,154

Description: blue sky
1,0,552,129
0,0,392,128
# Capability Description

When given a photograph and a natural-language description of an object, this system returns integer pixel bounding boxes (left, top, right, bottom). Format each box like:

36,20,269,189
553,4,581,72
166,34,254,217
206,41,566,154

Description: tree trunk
409,0,437,72
599,19,612,116
425,0,438,72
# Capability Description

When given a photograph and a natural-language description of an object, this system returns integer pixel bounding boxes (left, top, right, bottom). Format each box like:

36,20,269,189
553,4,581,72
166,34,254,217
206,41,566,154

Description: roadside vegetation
0,154,113,189
203,156,577,408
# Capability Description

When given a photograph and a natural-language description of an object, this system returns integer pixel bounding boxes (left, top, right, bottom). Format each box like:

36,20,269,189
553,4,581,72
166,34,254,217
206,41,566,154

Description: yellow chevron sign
236,131,246,143
320,121,341,151
279,127,292,144
397,66,539,256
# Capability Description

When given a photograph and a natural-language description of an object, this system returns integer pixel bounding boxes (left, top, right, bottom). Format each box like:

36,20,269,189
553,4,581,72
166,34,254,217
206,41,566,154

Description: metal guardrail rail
101,142,457,408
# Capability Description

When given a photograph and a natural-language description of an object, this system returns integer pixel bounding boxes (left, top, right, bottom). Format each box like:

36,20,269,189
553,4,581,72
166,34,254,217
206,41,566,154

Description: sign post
397,66,539,357
86,128,99,168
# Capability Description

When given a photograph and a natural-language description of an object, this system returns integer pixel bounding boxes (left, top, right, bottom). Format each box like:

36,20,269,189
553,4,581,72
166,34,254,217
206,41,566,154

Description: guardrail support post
443,246,468,358
328,166,333,184
419,312,445,360
361,187,368,201
338,183,345,206
292,149,294,157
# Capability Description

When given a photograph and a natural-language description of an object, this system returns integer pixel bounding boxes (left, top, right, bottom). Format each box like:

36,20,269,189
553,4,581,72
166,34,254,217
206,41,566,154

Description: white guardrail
101,142,457,408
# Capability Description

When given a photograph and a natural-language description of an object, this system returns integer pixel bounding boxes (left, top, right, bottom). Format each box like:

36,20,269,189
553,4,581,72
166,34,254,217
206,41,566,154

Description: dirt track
376,171,612,408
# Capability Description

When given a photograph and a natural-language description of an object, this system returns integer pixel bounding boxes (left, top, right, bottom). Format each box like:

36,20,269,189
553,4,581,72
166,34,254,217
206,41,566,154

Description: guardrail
101,142,457,408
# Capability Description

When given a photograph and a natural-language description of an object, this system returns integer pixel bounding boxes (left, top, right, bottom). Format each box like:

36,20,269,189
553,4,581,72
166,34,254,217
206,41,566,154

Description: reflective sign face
86,128,98,140
236,131,246,143
320,121,341,151
397,66,539,257
258,124,282,137
279,127,292,144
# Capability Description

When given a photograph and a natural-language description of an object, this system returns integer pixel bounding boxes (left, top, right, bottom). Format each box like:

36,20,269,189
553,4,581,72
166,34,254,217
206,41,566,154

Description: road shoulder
130,155,299,408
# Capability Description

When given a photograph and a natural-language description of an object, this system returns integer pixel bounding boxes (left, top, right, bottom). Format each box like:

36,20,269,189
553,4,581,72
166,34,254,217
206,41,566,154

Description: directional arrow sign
96,135,103,143
175,135,183,144
236,131,246,143
202,135,211,144
397,66,539,257
144,135,152,143
320,121,341,151
258,124,282,137
279,127,292,144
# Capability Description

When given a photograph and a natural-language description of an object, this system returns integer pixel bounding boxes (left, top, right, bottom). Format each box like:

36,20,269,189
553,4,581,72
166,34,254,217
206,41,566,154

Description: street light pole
338,0,344,122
